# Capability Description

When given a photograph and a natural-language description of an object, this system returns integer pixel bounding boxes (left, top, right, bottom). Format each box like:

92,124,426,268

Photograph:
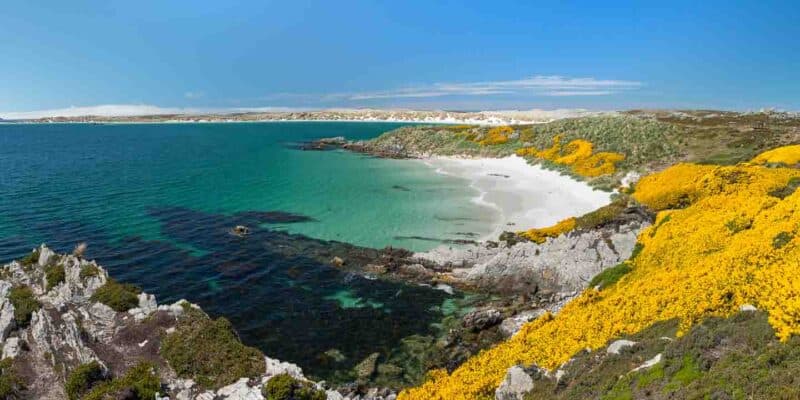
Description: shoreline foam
421,155,612,241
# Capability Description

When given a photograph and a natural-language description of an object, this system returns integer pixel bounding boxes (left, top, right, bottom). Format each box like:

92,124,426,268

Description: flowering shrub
516,135,625,177
518,218,576,243
399,159,800,400
477,126,514,146
750,144,800,165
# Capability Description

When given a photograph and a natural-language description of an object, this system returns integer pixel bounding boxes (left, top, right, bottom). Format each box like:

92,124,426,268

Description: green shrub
160,308,264,389
18,250,39,268
0,358,24,398
630,243,644,260
773,232,793,249
589,263,633,290
83,361,161,400
65,361,106,400
79,264,100,280
8,286,41,328
90,279,141,312
44,264,65,292
262,373,326,400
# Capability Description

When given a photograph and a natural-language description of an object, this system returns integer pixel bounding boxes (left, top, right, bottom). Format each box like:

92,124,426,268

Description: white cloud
347,75,642,100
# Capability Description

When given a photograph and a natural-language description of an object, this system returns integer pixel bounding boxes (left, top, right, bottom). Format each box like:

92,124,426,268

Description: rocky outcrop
0,245,394,400
415,219,647,295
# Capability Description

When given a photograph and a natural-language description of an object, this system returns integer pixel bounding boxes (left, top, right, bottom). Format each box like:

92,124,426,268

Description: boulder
495,366,534,400
462,309,503,332
607,339,637,355
354,352,380,380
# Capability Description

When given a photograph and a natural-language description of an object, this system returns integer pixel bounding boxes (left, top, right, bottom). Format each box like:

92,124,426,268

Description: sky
1,0,799,117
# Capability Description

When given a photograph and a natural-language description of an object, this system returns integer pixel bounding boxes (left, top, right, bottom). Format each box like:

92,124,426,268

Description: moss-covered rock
90,279,141,312
160,307,264,389
262,373,326,400
8,286,41,328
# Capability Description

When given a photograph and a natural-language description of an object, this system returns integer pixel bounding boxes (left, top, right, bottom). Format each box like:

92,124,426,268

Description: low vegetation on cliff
160,306,265,389
399,144,800,399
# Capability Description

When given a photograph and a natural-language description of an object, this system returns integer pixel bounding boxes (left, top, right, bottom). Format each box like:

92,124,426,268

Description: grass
574,197,629,230
160,307,265,390
262,373,326,400
90,278,141,312
8,286,41,328
44,264,65,291
588,263,633,290
524,311,800,399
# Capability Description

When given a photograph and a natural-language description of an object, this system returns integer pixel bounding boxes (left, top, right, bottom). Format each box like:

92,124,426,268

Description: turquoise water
0,122,493,252
0,122,493,380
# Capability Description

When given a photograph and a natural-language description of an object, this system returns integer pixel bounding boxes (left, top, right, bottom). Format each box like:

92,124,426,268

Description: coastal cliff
0,245,358,400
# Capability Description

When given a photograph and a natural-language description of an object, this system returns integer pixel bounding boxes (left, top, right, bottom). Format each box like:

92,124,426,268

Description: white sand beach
422,155,612,240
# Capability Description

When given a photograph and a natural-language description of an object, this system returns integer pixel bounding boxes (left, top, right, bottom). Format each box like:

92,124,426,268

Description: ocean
0,122,495,380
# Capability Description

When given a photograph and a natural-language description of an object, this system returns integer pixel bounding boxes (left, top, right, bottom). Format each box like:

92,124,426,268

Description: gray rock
38,246,56,267
0,281,15,341
3,337,20,359
462,309,503,331
495,366,534,400
416,220,648,295
265,356,304,379
499,309,545,337
607,339,637,355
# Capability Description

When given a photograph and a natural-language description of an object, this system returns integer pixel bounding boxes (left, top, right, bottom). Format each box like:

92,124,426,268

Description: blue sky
1,0,799,116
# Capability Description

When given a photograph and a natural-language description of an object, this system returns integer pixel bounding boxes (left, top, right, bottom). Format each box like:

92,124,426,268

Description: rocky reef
0,245,394,399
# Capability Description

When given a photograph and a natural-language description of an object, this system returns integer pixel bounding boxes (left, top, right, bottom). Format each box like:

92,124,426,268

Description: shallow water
0,122,496,379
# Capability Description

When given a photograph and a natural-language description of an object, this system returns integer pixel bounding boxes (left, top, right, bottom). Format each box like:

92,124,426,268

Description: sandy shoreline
421,155,612,240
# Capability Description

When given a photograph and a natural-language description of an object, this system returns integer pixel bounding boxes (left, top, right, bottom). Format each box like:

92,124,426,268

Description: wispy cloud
184,91,205,99
346,75,642,100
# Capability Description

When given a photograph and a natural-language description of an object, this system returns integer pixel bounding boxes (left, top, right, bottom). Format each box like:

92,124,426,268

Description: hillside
350,110,800,190
390,125,800,398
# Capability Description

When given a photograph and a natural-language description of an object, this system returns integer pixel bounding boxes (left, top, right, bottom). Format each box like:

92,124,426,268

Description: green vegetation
65,361,105,400
79,264,100,280
18,250,39,268
83,361,161,400
588,263,632,290
44,263,65,291
160,307,264,389
773,231,793,249
770,176,800,199
574,197,629,230
90,278,141,312
524,311,800,399
8,286,40,328
262,373,326,400
366,111,800,190
0,358,24,398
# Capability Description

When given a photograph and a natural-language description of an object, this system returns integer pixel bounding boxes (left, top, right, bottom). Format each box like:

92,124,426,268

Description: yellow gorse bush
516,135,625,177
518,218,576,243
477,126,514,146
399,149,800,400
750,144,800,165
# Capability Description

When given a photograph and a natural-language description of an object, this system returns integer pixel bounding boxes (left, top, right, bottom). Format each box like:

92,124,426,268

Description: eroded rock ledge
0,245,384,400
